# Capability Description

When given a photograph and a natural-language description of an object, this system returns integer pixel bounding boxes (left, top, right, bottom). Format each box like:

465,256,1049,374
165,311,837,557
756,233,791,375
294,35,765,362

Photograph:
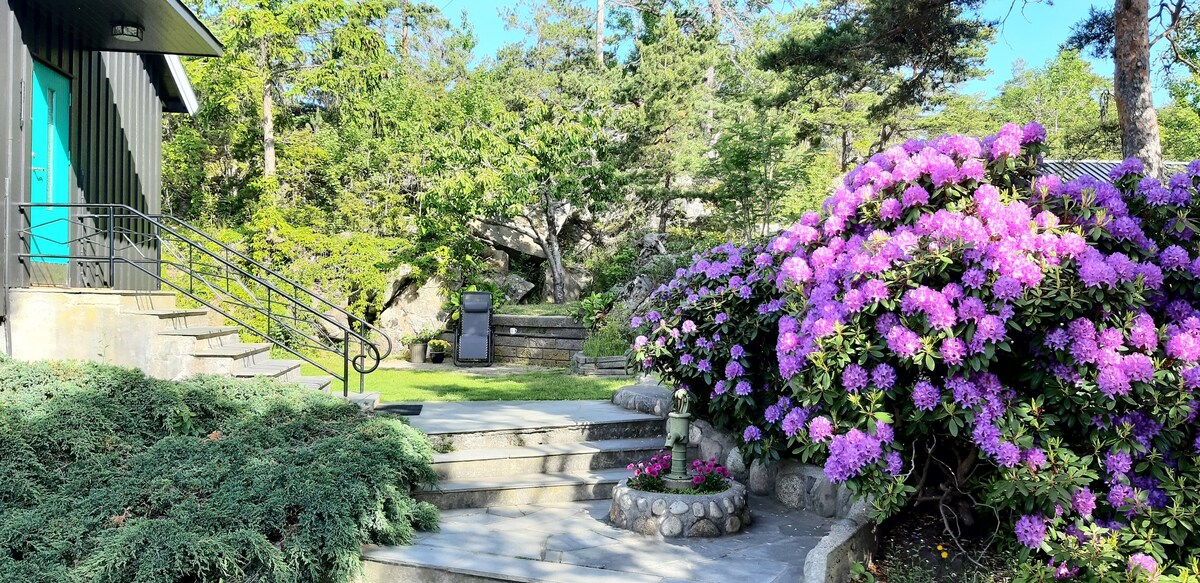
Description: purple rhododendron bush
631,122,1200,581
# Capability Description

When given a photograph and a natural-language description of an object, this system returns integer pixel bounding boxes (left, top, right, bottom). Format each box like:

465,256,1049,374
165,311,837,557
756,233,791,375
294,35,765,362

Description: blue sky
445,0,1172,101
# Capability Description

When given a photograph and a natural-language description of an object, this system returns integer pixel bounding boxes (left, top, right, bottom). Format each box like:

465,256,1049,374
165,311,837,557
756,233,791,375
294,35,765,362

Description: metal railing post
359,319,366,395
107,206,115,287
342,337,350,399
266,287,272,341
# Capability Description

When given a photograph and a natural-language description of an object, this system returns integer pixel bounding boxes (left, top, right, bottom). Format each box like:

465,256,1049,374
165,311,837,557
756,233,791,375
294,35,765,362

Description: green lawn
301,358,629,402
496,301,581,317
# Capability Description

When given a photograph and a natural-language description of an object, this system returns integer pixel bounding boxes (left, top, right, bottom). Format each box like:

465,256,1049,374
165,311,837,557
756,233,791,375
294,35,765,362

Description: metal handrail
17,202,393,395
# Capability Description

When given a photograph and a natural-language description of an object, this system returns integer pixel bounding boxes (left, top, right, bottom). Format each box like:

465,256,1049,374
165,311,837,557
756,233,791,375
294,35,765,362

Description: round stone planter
608,479,751,538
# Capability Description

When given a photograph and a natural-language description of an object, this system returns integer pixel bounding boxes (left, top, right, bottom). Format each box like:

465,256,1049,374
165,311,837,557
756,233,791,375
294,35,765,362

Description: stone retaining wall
609,479,751,538
436,315,587,367
570,354,632,377
492,315,584,367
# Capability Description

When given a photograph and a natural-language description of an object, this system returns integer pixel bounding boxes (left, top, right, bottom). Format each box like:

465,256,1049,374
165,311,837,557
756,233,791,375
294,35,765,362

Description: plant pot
430,352,445,364
408,343,427,364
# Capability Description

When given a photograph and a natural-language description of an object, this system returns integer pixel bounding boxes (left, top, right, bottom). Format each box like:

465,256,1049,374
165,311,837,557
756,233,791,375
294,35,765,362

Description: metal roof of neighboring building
1040,159,1190,181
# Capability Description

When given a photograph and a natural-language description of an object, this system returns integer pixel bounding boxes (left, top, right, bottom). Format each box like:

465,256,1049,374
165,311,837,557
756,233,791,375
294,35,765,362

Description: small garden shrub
632,122,1200,580
0,359,438,583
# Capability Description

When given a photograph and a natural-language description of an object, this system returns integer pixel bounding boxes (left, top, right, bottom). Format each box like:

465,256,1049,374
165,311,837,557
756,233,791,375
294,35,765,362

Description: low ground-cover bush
0,359,438,582
632,123,1200,580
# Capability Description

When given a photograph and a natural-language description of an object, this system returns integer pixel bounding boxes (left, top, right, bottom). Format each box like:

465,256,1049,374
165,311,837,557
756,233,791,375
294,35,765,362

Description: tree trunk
547,229,567,304
595,0,605,68
260,38,277,179
1113,0,1162,176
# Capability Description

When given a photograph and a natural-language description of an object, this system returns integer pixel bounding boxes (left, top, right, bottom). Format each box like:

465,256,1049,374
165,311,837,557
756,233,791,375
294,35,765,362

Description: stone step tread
295,376,334,390
233,360,302,378
424,468,629,493
158,326,240,339
433,438,664,464
128,309,209,318
193,342,272,359
408,401,662,436
362,544,665,583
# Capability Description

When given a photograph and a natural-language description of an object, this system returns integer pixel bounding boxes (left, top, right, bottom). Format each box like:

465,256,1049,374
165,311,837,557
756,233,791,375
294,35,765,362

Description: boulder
472,221,546,258
485,247,510,276
494,273,535,304
542,265,592,302
376,278,448,347
315,305,350,342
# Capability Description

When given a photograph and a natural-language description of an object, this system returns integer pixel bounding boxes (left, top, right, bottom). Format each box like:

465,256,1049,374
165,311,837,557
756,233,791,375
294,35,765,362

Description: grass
300,356,628,402
496,301,581,317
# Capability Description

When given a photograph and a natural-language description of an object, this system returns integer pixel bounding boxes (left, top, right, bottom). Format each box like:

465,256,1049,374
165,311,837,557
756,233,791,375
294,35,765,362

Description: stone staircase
148,307,333,390
5,288,333,391
411,401,668,510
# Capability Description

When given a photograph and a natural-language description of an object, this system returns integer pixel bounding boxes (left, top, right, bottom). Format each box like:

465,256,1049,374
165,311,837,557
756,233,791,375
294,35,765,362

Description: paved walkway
363,497,834,583
404,399,656,435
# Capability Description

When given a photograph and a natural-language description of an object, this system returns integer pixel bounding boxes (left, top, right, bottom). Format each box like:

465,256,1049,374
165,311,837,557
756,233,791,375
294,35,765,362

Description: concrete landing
405,400,662,436
362,496,835,583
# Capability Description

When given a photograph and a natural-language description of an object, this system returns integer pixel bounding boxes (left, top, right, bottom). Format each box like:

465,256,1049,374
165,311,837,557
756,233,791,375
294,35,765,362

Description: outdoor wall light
112,23,144,43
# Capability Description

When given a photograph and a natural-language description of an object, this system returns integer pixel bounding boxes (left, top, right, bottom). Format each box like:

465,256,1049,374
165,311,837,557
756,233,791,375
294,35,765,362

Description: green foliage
0,358,437,582
579,292,616,330
583,322,631,358
761,0,993,118
585,244,639,294
990,50,1119,160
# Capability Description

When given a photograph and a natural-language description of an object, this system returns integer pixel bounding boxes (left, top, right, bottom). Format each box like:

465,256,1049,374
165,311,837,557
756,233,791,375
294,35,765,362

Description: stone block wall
436,314,586,367
492,315,584,366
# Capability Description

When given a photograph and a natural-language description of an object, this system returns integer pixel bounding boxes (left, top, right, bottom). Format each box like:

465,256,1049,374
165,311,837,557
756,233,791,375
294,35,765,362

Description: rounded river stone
660,516,683,537
687,519,719,537
651,498,667,516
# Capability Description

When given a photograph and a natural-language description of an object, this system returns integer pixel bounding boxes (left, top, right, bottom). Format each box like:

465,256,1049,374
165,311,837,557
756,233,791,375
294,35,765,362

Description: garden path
363,399,837,582
362,497,832,583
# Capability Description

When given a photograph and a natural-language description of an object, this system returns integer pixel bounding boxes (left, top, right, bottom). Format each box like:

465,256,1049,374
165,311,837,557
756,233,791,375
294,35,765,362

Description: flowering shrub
625,451,731,494
631,122,1200,580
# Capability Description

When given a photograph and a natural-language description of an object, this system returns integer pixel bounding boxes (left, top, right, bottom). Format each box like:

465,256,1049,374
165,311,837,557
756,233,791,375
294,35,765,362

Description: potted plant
403,328,443,364
428,339,450,364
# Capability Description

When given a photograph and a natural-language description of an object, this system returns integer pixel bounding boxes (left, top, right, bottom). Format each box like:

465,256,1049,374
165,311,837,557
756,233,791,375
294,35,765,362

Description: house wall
0,0,166,320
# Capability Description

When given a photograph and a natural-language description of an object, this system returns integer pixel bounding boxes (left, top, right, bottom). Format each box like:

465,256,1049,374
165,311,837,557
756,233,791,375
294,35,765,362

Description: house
0,0,384,397
1040,159,1189,182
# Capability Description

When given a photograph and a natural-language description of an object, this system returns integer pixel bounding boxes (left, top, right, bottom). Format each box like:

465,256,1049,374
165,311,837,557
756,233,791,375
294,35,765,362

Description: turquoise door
30,61,71,267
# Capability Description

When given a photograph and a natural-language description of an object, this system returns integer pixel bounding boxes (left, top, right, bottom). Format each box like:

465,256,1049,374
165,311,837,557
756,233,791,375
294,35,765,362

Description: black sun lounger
454,291,493,366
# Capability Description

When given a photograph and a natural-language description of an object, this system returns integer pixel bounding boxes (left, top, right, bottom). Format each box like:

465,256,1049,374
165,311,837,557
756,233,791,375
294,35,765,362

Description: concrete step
362,544,664,583
416,468,628,510
190,342,272,374
194,342,272,360
295,375,335,392
429,418,665,452
159,326,241,350
129,309,209,318
409,402,665,452
433,438,665,480
233,359,302,382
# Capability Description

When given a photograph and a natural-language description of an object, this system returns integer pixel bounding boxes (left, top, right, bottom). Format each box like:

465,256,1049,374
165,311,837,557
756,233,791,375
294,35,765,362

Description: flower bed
629,121,1200,579
609,479,750,538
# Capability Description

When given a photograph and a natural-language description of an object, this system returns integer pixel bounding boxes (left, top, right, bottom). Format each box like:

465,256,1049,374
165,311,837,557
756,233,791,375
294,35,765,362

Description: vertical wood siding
0,0,165,303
